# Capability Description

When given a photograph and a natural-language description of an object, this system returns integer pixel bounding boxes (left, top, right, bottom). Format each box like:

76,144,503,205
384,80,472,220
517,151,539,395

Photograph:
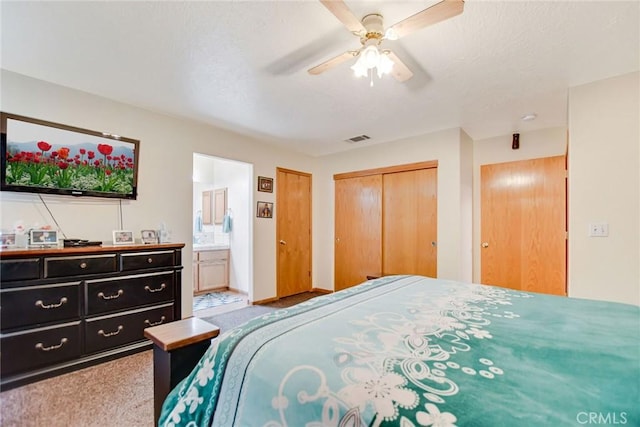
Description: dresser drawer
85,272,174,315
44,254,117,278
1,282,81,331
120,251,175,271
0,322,82,377
84,304,173,354
1,258,40,282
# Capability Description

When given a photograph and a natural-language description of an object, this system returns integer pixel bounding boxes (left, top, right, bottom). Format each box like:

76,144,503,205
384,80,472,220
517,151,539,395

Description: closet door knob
481,242,489,248
279,240,287,245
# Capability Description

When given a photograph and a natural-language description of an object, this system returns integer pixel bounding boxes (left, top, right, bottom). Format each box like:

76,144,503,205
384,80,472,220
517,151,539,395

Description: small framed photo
258,176,273,193
30,229,59,246
0,232,16,247
257,201,273,218
113,230,135,245
141,229,158,244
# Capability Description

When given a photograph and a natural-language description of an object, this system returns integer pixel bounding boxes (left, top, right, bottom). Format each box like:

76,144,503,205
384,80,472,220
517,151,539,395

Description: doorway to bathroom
192,153,253,315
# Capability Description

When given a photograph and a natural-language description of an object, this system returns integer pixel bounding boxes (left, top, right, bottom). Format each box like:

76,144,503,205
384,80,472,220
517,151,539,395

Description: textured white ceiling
1,1,638,156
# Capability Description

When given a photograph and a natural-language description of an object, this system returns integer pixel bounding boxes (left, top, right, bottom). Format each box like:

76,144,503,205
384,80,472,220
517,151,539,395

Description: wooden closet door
383,168,438,277
480,156,566,295
334,175,382,291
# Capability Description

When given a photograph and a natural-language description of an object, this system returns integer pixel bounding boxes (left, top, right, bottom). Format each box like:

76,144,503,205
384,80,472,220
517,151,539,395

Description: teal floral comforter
159,276,639,426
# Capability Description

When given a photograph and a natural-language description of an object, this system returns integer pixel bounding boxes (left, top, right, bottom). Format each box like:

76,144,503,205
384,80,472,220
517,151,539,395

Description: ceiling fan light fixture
351,59,368,78
377,52,394,77
351,45,394,80
361,45,380,69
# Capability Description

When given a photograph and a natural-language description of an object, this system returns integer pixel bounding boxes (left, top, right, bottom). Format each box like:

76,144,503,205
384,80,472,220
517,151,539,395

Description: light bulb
361,45,380,69
351,54,368,78
376,53,394,78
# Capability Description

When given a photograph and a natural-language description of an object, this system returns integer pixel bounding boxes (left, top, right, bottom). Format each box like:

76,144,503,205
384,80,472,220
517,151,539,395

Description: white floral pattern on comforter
160,276,639,427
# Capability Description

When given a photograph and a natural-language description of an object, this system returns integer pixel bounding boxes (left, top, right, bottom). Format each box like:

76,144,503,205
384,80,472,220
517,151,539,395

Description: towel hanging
222,213,232,233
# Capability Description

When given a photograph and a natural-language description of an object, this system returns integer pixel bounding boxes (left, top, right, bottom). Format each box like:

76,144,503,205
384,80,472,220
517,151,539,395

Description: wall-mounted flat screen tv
1,112,139,200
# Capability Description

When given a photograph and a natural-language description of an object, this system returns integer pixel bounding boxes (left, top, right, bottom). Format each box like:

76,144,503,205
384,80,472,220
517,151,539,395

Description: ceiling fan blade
308,51,357,75
319,0,366,35
389,0,464,40
386,51,414,82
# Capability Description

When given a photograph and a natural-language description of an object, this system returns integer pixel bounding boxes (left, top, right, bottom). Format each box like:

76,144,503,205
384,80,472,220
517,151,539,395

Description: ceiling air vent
345,134,371,143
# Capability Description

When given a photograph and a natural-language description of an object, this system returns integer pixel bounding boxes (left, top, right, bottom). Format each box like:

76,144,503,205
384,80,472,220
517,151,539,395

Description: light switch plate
588,223,609,237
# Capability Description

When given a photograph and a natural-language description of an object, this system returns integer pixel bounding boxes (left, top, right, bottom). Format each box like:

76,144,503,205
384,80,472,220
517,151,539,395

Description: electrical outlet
588,223,609,237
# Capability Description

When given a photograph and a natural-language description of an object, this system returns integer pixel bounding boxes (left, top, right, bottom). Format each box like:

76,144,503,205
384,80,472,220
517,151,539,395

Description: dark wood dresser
0,243,184,390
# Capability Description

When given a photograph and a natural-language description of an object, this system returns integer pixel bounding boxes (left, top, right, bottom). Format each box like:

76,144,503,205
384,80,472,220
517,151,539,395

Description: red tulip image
37,141,52,152
97,144,113,156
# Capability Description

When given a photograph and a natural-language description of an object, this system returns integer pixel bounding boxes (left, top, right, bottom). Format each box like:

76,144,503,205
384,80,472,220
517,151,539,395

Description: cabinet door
214,188,227,225
198,261,228,292
334,175,382,291
202,190,213,225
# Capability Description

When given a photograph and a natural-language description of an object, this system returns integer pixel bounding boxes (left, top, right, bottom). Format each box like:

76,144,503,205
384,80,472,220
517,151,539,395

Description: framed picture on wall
258,176,273,193
256,201,273,218
113,230,134,245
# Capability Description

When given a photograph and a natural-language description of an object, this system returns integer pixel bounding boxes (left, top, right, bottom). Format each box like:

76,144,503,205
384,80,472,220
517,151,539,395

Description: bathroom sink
193,243,229,251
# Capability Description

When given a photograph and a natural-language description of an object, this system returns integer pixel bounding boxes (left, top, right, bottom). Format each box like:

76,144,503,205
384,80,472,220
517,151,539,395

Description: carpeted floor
201,305,276,332
0,291,326,427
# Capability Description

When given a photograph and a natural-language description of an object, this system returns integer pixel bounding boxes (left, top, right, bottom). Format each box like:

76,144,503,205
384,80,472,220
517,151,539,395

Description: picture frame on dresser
141,229,158,244
0,232,16,247
113,230,134,245
29,229,58,246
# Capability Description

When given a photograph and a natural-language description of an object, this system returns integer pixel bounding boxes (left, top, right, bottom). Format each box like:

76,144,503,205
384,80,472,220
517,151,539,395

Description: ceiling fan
308,0,465,84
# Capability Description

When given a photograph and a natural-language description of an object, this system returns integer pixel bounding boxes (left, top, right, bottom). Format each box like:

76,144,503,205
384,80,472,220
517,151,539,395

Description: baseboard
194,286,228,295
252,288,332,305
228,287,248,295
252,296,279,305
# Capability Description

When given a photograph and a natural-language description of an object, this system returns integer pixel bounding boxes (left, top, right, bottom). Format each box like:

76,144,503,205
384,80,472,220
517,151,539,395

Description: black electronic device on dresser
0,243,184,391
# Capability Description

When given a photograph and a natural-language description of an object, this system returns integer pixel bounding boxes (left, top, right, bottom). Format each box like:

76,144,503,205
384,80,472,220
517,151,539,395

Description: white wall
314,128,473,290
568,71,639,306
2,69,637,308
459,130,474,282
0,70,315,316
472,127,568,282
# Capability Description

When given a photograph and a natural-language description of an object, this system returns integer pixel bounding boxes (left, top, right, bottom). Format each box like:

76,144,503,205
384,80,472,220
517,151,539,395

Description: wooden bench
144,317,220,423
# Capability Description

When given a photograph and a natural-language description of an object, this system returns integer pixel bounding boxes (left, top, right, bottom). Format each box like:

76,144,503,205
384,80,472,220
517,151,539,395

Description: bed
158,275,639,426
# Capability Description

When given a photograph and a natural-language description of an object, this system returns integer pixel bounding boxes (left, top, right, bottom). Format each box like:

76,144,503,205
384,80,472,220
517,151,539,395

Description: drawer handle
79,262,88,269
97,289,124,300
35,297,68,309
144,283,166,293
98,325,123,337
144,316,166,327
35,338,68,352
147,257,153,264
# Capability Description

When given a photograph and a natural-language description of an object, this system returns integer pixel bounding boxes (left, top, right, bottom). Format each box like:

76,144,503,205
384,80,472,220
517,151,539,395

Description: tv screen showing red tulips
1,113,139,200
